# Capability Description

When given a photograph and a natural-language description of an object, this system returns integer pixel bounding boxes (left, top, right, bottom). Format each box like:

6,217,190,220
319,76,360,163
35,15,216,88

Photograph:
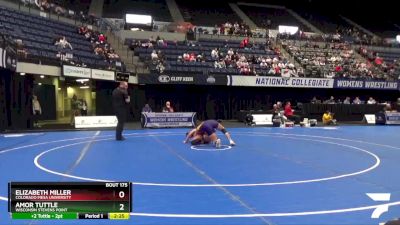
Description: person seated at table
343,97,351,104
322,110,337,125
142,103,152,113
272,104,287,125
162,101,174,113
310,96,319,104
384,103,393,112
324,96,336,104
276,101,283,111
353,97,362,104
284,101,301,124
367,97,377,104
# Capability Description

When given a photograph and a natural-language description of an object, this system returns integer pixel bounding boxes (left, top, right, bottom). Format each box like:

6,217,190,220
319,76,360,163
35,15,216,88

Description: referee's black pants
115,110,127,140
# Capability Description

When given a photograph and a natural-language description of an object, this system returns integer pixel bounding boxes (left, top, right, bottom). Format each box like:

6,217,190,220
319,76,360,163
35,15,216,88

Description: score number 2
118,191,126,211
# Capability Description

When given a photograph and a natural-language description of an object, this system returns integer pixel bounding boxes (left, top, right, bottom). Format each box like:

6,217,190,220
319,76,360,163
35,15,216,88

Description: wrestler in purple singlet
199,120,219,135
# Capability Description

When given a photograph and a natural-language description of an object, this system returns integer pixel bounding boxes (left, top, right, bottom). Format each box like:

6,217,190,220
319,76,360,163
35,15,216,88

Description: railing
0,0,97,27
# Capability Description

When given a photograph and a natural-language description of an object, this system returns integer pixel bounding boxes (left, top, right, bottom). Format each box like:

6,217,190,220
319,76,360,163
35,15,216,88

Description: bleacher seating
359,47,400,80
239,5,310,31
0,6,110,68
282,40,389,80
103,0,172,22
344,15,399,39
176,1,242,26
296,10,348,34
127,38,295,76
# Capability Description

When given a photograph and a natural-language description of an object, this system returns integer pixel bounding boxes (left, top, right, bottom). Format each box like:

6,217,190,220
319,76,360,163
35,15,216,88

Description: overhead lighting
58,88,61,91
80,86,90,89
20,73,26,76
38,83,42,86
40,75,45,78
76,79,89,83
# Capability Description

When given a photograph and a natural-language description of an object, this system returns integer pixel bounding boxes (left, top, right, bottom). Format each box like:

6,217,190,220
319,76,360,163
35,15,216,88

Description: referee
112,81,130,141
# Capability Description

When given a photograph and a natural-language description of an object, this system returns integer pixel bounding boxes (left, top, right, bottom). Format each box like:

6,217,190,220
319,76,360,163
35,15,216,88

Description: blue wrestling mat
1,126,400,225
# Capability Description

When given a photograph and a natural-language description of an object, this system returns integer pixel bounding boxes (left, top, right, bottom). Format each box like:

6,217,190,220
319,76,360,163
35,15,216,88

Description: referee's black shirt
112,87,128,112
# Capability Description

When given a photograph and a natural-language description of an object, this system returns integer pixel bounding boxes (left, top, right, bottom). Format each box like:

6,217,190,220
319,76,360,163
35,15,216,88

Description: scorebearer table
9,182,132,220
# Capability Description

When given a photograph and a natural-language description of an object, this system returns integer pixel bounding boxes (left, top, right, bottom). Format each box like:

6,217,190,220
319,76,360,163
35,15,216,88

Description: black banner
0,47,17,71
138,73,228,85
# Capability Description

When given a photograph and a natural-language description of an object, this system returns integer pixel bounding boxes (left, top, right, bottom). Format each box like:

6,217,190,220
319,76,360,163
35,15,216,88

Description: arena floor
1,126,400,225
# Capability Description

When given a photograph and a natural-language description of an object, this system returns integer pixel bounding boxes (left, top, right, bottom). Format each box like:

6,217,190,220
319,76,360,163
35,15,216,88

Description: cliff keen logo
158,75,170,83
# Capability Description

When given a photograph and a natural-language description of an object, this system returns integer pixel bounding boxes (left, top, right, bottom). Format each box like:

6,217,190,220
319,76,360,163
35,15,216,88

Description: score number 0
119,191,125,211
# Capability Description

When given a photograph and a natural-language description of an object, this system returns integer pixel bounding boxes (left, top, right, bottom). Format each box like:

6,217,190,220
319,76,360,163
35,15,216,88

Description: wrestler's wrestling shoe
229,140,236,146
215,139,221,148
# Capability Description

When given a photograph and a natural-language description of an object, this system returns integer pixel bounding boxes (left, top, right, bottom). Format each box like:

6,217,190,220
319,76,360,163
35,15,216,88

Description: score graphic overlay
8,182,132,220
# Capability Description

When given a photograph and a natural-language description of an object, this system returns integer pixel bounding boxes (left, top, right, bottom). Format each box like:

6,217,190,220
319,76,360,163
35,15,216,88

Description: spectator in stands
108,50,120,61
98,33,106,43
32,95,42,128
260,59,268,68
214,59,226,69
54,5,66,15
367,97,377,104
151,50,158,61
353,97,362,104
343,97,351,104
276,101,283,111
55,36,73,50
149,36,156,45
162,101,174,113
322,111,336,125
183,53,190,62
78,26,121,69
156,60,165,74
284,101,300,124
16,39,28,58
211,48,219,60
189,53,196,62
227,48,234,57
39,0,50,11
21,0,39,7
250,65,258,76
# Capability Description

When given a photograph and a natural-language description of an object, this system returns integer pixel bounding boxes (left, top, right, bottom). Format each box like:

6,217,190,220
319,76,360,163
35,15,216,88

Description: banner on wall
74,116,118,128
91,69,115,81
229,76,334,88
141,112,196,128
0,47,17,71
334,79,398,90
63,65,91,78
138,74,227,85
385,112,400,125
